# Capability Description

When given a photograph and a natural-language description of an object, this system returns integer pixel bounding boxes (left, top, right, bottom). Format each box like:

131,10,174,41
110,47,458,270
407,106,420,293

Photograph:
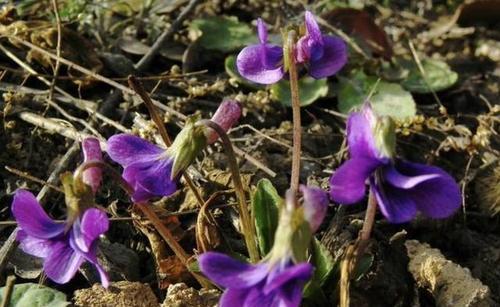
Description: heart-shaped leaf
0,283,69,307
271,77,329,107
190,16,256,52
337,70,416,120
252,179,281,256
401,58,458,93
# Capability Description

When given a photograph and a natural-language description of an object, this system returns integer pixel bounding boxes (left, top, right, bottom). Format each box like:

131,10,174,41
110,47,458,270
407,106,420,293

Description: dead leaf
458,0,500,24
322,8,393,59
117,37,150,55
158,256,192,289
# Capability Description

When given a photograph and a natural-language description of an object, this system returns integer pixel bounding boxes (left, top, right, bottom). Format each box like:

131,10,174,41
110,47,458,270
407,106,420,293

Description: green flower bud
167,114,207,179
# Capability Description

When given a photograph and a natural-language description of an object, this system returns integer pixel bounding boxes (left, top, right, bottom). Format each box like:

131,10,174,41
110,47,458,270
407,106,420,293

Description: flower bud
81,137,103,194
300,185,328,233
167,115,207,178
207,100,242,144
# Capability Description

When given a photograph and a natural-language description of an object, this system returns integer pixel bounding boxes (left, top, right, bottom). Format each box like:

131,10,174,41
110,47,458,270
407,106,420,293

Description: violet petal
80,245,110,288
236,44,284,84
122,158,177,202
383,163,441,189
263,262,312,295
300,185,329,232
257,18,268,44
107,134,163,167
390,161,461,219
220,288,249,307
303,11,324,61
346,104,382,160
329,157,382,204
72,208,109,253
44,240,84,284
17,230,54,258
278,280,307,307
11,190,65,239
199,252,268,289
244,286,277,307
308,35,348,79
371,177,417,223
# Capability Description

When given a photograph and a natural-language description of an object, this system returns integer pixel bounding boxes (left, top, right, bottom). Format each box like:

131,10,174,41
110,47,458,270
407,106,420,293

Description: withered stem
196,119,259,263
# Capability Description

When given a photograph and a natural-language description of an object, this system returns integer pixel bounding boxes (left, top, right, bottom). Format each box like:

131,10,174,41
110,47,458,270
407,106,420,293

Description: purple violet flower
108,102,242,203
199,252,312,307
236,18,284,84
329,104,461,223
11,189,109,287
199,185,327,307
236,11,347,84
107,133,177,203
81,137,103,194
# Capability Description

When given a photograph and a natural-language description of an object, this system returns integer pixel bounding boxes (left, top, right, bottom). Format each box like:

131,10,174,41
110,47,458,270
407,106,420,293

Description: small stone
161,283,220,307
74,281,158,307
405,240,492,307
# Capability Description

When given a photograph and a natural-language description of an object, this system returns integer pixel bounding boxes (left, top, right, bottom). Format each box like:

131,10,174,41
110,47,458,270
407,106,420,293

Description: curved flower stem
196,119,259,263
286,30,302,207
127,76,206,208
74,161,212,288
359,189,377,244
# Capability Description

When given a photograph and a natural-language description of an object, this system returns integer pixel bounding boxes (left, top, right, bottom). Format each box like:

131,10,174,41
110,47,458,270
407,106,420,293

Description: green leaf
252,179,281,256
0,283,70,307
224,55,240,80
371,82,416,119
401,58,458,93
270,77,329,107
353,253,374,281
302,279,329,306
190,16,256,52
337,70,416,120
311,238,336,285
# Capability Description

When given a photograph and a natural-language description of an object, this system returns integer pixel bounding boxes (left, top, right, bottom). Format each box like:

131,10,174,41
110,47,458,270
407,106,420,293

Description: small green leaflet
190,16,256,52
252,179,281,256
0,283,70,307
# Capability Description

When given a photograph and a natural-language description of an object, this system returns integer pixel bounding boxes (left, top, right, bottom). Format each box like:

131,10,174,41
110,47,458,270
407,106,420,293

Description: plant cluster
10,11,461,307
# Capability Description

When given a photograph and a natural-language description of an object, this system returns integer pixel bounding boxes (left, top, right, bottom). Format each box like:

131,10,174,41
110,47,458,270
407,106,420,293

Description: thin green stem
286,31,302,207
196,119,259,263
